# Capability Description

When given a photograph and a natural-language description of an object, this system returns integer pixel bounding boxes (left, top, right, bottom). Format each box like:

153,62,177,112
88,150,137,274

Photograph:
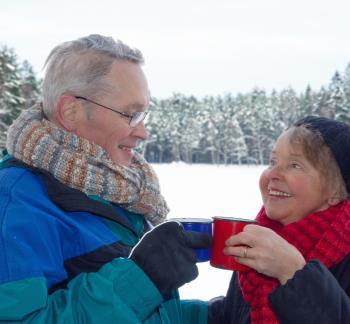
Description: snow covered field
151,163,266,301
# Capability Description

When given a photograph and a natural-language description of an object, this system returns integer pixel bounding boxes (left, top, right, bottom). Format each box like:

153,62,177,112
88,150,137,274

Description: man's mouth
118,145,134,152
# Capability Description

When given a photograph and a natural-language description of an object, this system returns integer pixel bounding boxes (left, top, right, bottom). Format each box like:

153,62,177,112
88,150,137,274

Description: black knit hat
294,115,350,195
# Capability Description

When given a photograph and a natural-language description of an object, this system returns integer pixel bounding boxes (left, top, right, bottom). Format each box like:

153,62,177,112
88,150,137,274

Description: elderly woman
209,116,350,323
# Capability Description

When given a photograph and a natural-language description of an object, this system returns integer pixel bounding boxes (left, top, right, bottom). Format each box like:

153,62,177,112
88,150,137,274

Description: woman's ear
56,95,80,131
328,195,342,206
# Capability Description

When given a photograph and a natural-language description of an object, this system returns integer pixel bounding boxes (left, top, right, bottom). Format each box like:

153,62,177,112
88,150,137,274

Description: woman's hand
224,224,306,284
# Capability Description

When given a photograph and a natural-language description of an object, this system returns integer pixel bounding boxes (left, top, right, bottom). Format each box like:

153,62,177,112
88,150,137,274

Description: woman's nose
267,164,284,180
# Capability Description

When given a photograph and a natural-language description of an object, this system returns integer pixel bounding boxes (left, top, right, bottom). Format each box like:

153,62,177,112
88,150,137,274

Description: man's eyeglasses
75,96,148,127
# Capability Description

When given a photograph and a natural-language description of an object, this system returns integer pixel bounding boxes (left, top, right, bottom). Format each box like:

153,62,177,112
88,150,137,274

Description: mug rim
212,216,256,223
169,218,213,223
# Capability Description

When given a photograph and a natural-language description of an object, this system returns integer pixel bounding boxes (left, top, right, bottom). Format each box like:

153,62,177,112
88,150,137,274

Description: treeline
1,45,350,164
142,68,350,164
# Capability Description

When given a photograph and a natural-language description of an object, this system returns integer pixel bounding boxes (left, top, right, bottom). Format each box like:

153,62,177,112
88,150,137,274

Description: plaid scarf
6,103,169,225
239,200,350,324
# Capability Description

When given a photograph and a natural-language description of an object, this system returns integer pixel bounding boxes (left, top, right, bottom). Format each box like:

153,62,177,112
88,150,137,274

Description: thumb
183,231,212,249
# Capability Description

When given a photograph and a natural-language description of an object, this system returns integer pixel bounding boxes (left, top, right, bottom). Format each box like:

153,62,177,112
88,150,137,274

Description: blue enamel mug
170,218,212,262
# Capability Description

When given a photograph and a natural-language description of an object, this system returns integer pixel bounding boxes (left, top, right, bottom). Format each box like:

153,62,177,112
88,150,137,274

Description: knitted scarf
6,103,169,225
238,200,350,324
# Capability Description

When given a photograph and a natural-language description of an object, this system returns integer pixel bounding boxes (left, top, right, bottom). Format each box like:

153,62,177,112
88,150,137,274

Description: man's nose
132,121,148,140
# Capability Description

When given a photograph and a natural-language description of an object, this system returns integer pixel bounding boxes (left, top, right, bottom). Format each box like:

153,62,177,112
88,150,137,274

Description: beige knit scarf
6,103,169,225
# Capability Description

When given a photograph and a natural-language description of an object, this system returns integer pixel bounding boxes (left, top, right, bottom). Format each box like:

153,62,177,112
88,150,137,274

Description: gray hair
42,34,144,117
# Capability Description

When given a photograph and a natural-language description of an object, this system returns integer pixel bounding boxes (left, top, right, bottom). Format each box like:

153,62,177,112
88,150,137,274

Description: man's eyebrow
122,102,149,112
124,103,145,108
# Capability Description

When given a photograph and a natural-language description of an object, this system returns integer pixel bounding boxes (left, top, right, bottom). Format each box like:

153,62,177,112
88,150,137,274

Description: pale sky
1,0,350,98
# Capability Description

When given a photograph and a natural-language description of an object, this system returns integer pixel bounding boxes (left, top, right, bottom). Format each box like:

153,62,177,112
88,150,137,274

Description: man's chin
110,153,133,166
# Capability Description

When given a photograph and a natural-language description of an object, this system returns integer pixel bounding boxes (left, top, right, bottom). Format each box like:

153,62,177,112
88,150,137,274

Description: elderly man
0,34,211,323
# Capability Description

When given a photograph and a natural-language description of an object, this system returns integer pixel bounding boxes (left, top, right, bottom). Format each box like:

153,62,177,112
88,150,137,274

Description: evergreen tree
340,64,350,122
220,117,248,164
199,96,220,164
314,86,329,117
269,89,286,139
328,71,346,121
178,95,201,163
0,46,41,150
20,60,41,108
300,85,317,116
0,119,6,151
143,97,172,162
277,87,300,127
0,46,25,126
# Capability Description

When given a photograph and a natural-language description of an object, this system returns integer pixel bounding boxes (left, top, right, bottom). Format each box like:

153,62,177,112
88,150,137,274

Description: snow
151,163,266,301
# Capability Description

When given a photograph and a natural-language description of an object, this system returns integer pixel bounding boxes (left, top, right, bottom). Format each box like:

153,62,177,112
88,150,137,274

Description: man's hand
129,221,212,295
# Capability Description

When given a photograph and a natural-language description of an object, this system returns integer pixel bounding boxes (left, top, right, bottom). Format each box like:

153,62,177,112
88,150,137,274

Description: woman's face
259,130,332,225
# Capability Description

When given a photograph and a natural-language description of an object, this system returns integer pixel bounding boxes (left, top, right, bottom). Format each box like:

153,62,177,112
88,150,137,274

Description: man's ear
56,94,81,131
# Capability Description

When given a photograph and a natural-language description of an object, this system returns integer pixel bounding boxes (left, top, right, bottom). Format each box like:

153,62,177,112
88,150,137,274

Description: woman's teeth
269,189,292,197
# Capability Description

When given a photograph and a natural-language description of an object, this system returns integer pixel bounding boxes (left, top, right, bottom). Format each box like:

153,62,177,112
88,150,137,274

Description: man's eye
269,158,276,166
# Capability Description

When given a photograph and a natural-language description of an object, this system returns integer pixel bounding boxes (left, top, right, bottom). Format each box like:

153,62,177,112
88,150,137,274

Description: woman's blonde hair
287,125,348,202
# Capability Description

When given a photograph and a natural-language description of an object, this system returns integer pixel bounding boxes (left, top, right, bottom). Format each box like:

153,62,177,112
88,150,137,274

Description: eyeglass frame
74,95,148,127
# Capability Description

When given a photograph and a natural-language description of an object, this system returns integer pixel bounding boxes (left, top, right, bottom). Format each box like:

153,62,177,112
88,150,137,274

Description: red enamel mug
210,216,256,271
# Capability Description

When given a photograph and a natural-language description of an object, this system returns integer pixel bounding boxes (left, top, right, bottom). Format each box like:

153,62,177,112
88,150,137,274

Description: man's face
74,61,149,166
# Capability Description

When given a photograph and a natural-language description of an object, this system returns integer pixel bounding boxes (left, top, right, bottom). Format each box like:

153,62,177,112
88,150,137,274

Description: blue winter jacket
0,158,208,323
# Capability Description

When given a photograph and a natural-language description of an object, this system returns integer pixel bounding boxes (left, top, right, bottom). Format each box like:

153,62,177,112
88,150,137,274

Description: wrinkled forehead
272,127,316,160
101,61,150,109
283,126,330,168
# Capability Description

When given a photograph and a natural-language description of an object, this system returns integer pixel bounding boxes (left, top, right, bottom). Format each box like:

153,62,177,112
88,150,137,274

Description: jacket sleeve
0,258,163,323
269,259,350,324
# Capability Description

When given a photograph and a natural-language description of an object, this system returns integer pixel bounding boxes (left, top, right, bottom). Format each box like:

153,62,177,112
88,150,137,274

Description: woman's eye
291,163,302,169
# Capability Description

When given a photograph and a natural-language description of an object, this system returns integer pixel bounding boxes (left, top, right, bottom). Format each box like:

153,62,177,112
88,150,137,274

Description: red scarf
238,199,350,324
